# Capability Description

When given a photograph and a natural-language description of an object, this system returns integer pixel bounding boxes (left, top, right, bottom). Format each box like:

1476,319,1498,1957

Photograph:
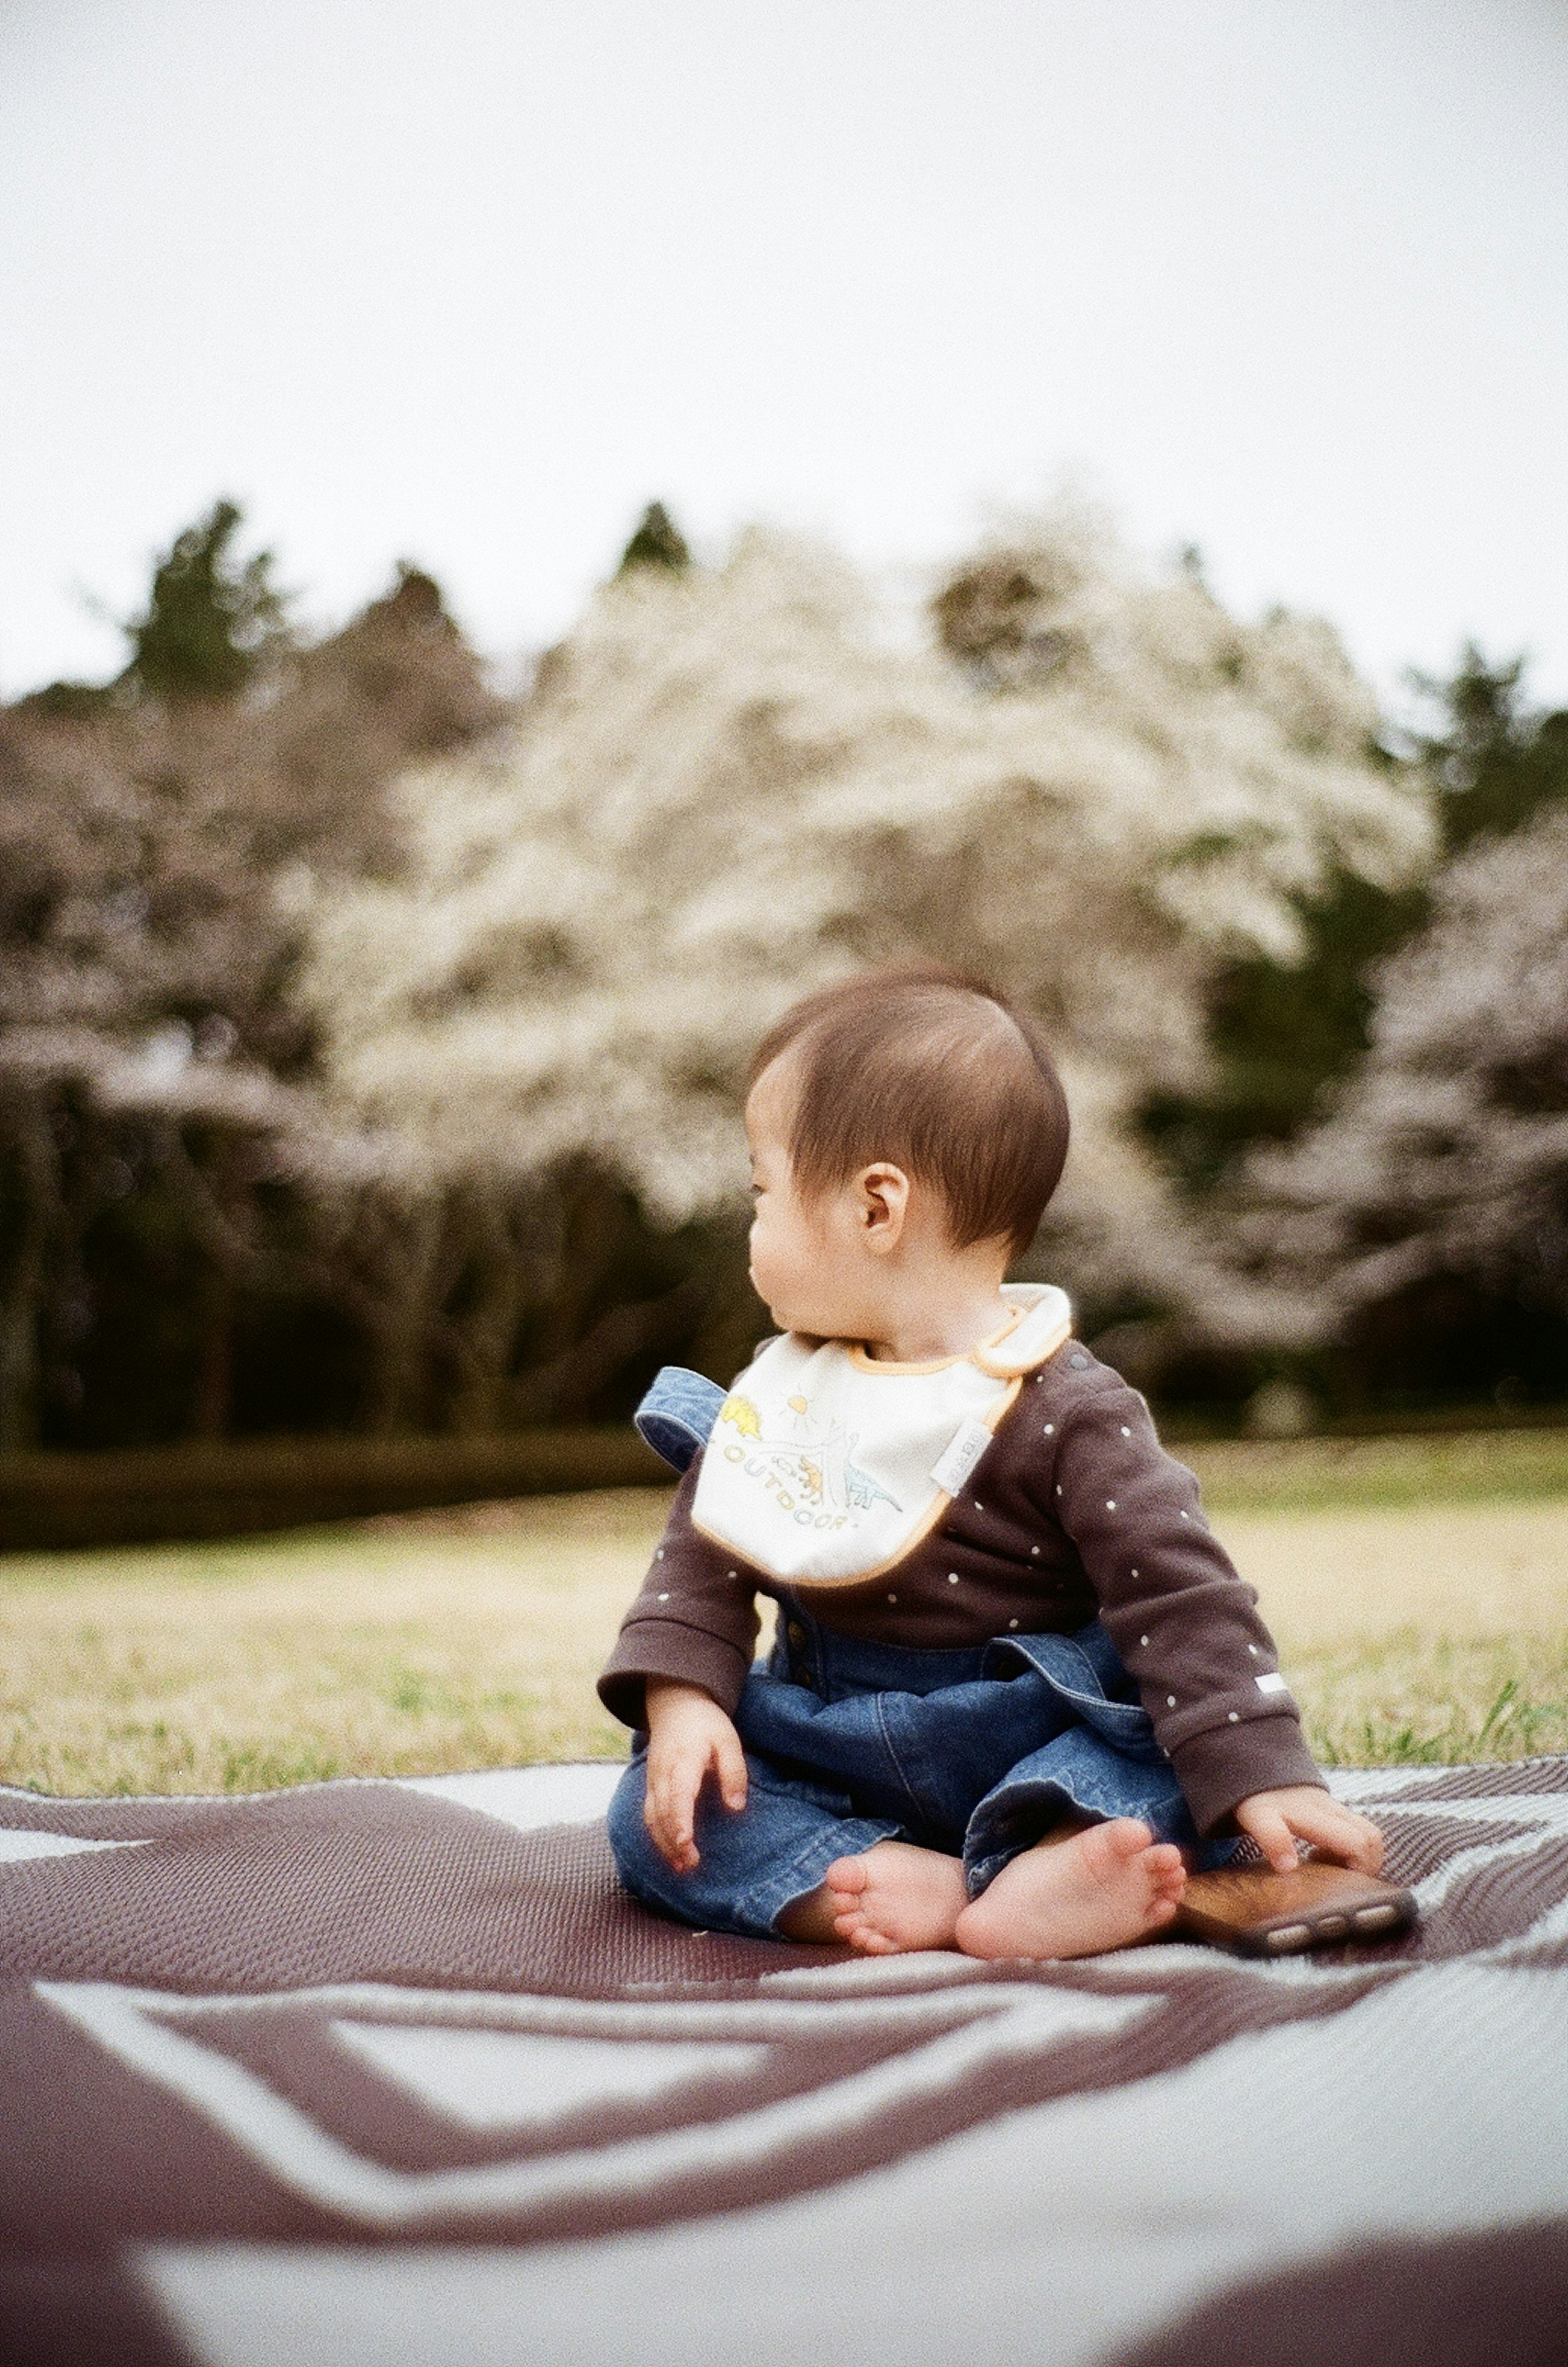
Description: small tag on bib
929,1416,995,1496
1255,1671,1289,1696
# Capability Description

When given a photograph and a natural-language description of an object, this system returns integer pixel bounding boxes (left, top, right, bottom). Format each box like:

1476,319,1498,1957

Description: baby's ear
858,1160,911,1244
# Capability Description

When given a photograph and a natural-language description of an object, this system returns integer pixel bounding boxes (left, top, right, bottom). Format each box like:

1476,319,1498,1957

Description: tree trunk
356,1193,444,1436
190,1265,235,1440
511,1277,707,1423
443,1188,539,1436
0,1085,59,1453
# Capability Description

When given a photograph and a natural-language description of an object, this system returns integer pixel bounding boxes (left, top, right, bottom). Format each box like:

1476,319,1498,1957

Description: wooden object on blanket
1176,1857,1418,1954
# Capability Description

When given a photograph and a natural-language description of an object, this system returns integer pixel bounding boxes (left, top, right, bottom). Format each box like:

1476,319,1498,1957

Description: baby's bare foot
955,1819,1186,1961
822,1841,970,1955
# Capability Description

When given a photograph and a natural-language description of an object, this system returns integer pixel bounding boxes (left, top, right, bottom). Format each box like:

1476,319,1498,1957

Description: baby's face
744,1058,869,1340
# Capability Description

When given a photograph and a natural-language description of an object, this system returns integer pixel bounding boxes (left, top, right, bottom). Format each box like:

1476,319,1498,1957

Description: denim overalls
608,1368,1236,1942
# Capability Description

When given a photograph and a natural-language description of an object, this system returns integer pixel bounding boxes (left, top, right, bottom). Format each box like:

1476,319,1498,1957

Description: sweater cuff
597,1617,753,1730
1169,1712,1327,1838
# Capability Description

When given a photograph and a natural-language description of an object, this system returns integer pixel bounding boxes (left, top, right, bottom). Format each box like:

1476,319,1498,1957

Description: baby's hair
748,965,1070,1259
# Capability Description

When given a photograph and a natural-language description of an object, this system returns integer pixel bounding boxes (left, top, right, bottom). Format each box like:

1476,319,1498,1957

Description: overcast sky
2,0,1565,715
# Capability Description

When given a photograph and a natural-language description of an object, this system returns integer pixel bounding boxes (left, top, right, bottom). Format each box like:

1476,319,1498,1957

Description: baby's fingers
1235,1798,1300,1874
1290,1797,1385,1874
714,1725,748,1814
645,1752,703,1871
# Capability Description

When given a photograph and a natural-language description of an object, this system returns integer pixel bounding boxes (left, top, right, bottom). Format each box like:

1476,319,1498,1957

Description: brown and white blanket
2,1758,1565,2367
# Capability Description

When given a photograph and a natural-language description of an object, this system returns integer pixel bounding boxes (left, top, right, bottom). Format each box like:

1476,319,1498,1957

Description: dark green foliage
120,498,292,702
616,501,690,578
1141,870,1429,1198
1413,642,1568,856
1143,647,1568,1201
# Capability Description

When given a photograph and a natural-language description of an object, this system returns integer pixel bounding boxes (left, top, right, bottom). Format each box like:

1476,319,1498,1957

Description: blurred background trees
1140,647,1568,1199
2,497,1564,1452
120,498,294,705
0,507,502,1449
1141,645,1568,1411
1240,801,1568,1411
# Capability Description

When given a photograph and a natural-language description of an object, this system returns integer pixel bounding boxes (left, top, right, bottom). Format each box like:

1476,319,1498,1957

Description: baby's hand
642,1680,748,1872
1234,1785,1385,1876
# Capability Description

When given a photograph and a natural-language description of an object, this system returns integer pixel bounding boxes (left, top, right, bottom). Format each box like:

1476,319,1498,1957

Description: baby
599,967,1383,1958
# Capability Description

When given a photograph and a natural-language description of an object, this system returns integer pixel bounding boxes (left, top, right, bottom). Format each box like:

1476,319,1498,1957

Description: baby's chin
754,1292,845,1344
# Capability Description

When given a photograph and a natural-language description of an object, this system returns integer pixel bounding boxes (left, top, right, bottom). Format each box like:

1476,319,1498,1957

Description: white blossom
1244,806,1568,1331
299,514,1430,1333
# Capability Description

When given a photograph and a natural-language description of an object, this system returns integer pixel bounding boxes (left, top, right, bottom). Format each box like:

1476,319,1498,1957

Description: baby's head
744,966,1069,1341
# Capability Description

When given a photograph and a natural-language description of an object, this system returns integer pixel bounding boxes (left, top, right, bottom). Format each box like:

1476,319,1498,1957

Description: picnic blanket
2,1758,1566,2367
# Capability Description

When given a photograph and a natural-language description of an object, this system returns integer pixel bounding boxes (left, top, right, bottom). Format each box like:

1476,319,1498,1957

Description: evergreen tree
120,499,292,702
1139,860,1428,1198
1413,642,1568,856
615,501,690,577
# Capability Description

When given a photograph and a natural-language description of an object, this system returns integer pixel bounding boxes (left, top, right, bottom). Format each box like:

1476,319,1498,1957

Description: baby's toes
839,1915,895,1955
825,1855,870,1901
1099,1819,1155,1862
1155,1851,1187,1891
1078,1819,1153,1890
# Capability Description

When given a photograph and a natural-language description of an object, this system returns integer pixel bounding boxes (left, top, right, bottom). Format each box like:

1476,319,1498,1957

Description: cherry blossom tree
1241,805,1568,1362
298,510,1430,1395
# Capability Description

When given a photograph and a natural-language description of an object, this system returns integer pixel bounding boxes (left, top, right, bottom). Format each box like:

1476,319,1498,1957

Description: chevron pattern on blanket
2,1759,1565,2367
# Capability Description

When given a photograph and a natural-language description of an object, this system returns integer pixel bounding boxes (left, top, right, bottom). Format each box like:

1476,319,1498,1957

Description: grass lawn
2,1428,1566,1796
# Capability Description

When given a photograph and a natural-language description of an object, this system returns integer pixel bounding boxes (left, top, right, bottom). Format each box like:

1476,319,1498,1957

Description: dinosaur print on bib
691,1284,1071,1587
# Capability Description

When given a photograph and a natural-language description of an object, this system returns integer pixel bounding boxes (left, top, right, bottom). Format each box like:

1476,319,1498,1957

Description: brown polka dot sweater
598,1340,1325,1837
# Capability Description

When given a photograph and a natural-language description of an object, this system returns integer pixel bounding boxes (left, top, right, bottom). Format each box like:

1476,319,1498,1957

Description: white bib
690,1283,1072,1588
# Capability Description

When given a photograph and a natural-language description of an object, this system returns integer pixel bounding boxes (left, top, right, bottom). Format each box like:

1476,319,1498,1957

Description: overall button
787,1622,808,1650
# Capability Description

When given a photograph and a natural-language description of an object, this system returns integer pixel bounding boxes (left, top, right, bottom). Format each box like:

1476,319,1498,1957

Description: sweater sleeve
597,1460,761,1729
1049,1372,1325,1836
